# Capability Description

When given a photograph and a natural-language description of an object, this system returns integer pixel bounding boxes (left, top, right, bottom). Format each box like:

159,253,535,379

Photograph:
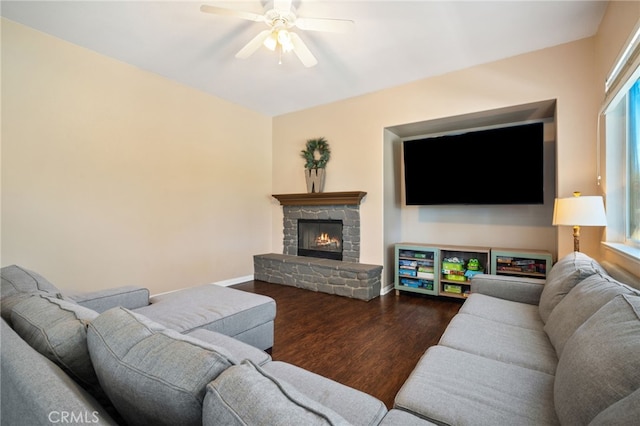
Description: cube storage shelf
491,248,553,279
394,243,553,300
439,246,490,299
395,244,439,296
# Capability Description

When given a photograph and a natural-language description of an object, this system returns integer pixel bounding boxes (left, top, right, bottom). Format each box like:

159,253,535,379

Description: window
630,81,640,244
603,25,640,251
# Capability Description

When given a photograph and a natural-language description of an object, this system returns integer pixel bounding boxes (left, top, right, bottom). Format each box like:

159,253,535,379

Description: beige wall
1,19,273,294
273,37,601,282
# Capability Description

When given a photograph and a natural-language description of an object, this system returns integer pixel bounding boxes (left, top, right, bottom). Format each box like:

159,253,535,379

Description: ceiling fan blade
289,32,317,67
295,17,354,33
273,0,292,12
235,30,272,59
200,5,265,22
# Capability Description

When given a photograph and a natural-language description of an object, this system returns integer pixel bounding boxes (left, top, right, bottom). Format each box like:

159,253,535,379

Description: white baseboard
213,275,255,287
149,275,254,297
380,284,395,295
150,288,182,297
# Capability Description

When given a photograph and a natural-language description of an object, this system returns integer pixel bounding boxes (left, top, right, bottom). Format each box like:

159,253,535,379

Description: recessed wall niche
382,100,557,289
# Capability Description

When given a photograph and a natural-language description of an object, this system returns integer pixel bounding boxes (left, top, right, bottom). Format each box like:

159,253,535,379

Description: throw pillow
203,359,350,426
1,265,63,323
538,252,606,323
10,294,100,390
87,307,236,426
554,294,640,425
544,273,640,356
1,265,61,296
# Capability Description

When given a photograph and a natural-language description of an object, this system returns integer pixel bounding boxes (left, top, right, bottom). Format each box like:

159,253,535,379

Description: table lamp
552,192,607,252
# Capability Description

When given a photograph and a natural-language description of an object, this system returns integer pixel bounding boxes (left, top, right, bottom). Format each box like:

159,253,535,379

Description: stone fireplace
282,203,360,263
276,191,366,263
253,191,383,301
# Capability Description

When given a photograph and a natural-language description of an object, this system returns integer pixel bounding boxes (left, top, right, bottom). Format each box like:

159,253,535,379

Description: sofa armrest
470,274,544,305
67,286,150,312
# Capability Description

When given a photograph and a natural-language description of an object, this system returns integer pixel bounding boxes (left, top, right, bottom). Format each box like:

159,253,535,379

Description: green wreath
300,137,331,169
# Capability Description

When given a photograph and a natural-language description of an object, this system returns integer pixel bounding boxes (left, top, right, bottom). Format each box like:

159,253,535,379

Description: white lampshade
552,195,607,227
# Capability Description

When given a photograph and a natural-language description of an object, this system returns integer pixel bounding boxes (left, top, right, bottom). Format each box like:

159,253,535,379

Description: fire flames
314,233,340,248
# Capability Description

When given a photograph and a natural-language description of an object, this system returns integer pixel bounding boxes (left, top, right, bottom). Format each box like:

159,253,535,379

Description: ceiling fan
200,0,354,67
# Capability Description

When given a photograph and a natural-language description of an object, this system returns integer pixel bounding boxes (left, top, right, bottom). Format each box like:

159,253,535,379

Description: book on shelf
513,259,536,266
417,272,434,279
399,268,417,277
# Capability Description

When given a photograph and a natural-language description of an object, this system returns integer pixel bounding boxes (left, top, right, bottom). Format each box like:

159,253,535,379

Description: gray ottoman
134,285,276,351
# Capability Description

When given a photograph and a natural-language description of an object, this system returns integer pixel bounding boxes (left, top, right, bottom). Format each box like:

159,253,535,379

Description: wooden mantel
272,191,367,206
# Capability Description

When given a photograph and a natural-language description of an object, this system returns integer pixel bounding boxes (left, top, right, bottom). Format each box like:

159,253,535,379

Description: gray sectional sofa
0,265,387,425
2,252,640,425
391,252,640,425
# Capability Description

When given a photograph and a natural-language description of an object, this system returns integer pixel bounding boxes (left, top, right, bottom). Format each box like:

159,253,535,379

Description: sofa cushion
203,359,350,426
87,307,236,426
394,345,559,426
1,265,63,323
262,361,388,426
554,294,640,425
459,293,544,331
544,273,640,356
134,284,276,345
10,294,100,391
438,313,557,374
538,252,606,323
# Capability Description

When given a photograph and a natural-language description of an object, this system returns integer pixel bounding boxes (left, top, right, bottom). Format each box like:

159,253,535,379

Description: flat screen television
403,122,544,205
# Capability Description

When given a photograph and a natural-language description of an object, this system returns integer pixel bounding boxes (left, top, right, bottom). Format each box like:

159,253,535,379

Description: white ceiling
1,1,608,116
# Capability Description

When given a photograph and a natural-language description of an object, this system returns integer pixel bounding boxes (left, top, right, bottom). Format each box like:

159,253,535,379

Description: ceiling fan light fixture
277,30,294,52
263,32,278,51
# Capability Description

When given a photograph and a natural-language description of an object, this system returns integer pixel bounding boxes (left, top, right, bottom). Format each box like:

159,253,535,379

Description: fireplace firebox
297,219,343,261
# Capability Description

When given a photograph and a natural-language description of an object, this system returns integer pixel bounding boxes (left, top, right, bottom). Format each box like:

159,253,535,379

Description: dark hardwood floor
231,281,463,409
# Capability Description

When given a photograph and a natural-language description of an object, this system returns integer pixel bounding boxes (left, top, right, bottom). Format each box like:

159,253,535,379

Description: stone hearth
254,254,382,301
253,191,383,300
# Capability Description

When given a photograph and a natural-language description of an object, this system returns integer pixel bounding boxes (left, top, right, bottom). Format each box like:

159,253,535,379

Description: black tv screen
403,122,544,205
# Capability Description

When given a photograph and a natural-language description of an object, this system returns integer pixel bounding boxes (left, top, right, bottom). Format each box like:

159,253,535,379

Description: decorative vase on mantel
300,137,331,194
305,168,326,193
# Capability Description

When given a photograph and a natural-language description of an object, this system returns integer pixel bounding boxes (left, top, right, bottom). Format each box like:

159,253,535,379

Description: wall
1,19,273,295
273,37,601,286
